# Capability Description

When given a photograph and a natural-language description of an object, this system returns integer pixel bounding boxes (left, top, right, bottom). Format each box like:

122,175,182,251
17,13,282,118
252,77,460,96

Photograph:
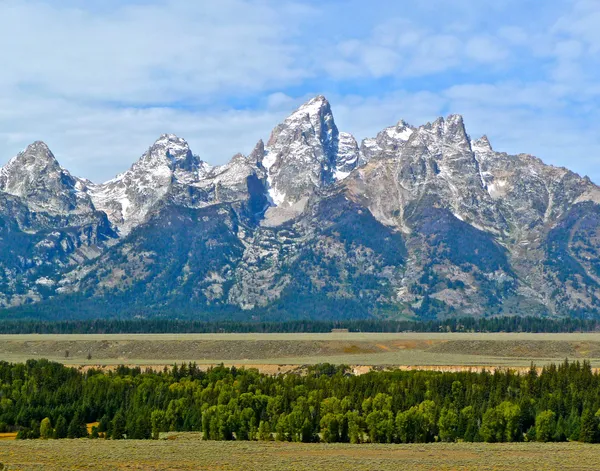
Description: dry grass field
0,435,597,471
1,332,600,370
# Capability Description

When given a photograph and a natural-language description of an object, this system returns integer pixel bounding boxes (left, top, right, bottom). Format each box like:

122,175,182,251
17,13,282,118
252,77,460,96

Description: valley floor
2,332,600,368
0,435,597,470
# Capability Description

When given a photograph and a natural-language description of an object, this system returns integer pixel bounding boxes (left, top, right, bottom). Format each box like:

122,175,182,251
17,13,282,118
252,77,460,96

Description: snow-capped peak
285,95,331,125
138,134,199,170
87,134,210,233
150,134,191,160
383,120,415,142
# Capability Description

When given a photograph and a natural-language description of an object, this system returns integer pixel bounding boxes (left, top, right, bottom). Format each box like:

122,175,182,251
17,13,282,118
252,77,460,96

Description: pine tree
67,412,87,439
53,415,68,439
111,410,127,440
579,409,599,443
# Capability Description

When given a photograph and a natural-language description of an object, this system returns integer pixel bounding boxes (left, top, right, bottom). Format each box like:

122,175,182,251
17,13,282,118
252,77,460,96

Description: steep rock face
335,132,360,178
347,116,505,235
187,151,268,217
1,95,600,319
259,96,359,207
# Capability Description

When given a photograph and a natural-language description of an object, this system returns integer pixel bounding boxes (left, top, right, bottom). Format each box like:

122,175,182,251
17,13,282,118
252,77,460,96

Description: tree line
1,359,600,443
0,316,599,334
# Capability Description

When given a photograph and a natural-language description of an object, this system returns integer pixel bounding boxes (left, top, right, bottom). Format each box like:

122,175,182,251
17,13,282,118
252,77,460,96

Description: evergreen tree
67,412,87,439
579,409,599,443
111,410,127,440
53,416,68,439
151,410,166,440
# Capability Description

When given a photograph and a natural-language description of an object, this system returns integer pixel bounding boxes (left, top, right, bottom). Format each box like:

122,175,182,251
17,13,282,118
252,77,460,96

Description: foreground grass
0,434,598,471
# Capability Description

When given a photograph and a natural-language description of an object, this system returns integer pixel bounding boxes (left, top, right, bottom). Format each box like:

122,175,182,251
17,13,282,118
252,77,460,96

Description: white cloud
464,36,509,63
0,0,311,103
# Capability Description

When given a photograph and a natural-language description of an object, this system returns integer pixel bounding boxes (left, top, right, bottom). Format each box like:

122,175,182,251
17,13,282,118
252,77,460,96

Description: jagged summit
284,95,330,121
149,133,191,157
360,118,415,163
0,140,94,214
473,135,493,151
2,141,58,172
19,140,54,157
260,95,358,208
134,134,206,176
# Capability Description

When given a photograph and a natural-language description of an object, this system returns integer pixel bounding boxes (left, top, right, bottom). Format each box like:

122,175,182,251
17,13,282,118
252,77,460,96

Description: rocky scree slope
1,95,600,319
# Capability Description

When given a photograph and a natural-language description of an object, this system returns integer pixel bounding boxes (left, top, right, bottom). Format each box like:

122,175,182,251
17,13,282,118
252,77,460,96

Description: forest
0,316,599,334
1,360,600,443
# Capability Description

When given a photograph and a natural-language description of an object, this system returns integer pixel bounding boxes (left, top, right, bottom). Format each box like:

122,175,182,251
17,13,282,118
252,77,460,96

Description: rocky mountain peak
0,141,93,214
408,114,471,154
258,95,362,208
19,140,54,158
266,95,338,155
87,134,209,233
472,135,493,152
445,114,470,146
282,95,332,131
1,141,59,175
137,134,205,177
249,140,265,166
360,119,415,163
385,120,415,140
262,95,345,207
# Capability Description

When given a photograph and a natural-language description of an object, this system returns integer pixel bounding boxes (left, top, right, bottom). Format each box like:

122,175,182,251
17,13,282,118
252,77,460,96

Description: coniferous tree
111,411,126,440
67,412,87,439
579,409,599,443
53,416,68,439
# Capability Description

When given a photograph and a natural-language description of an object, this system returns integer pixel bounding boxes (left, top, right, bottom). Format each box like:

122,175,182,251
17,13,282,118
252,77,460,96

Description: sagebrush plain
1,332,600,370
0,436,598,471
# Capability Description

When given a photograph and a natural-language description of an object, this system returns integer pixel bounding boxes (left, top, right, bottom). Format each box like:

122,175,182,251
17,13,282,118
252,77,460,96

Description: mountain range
1,95,600,320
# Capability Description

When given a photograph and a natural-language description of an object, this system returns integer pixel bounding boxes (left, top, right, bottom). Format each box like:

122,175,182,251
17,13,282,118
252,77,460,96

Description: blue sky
1,0,599,182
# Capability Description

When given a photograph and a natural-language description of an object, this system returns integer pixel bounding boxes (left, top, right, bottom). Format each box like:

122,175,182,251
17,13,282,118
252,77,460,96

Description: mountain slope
1,96,600,319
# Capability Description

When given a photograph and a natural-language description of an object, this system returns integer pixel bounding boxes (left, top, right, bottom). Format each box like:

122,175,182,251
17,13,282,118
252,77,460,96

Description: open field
2,332,600,370
0,435,598,471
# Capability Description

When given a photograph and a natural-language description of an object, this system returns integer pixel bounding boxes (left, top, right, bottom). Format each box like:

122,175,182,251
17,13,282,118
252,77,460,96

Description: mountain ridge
1,95,600,320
